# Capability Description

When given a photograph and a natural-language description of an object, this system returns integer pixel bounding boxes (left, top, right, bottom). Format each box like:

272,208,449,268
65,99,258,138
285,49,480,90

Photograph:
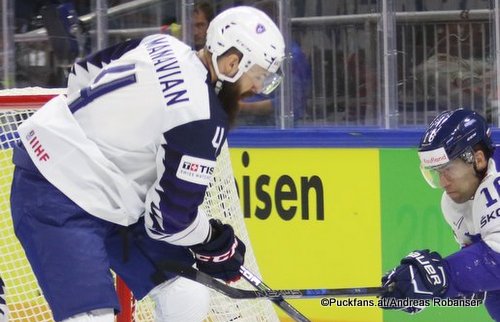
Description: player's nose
439,172,451,188
251,78,264,94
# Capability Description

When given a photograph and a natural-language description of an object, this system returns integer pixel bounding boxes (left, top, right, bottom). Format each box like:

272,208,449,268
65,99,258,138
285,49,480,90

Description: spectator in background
15,0,42,33
238,42,311,126
160,16,182,39
237,0,311,126
160,1,213,50
193,1,214,50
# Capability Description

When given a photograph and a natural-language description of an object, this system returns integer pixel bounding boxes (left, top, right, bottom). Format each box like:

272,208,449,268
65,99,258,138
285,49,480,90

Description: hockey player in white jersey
381,109,500,320
9,6,285,322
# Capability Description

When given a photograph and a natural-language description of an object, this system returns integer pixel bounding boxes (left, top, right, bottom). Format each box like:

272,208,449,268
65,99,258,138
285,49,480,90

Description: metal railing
292,8,495,127
2,1,498,128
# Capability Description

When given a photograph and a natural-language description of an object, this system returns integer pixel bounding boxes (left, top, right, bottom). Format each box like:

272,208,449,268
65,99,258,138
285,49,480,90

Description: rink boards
228,128,493,322
0,128,493,322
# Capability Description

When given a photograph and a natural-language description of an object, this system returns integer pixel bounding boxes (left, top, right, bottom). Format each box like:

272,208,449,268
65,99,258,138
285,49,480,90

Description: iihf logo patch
256,23,266,34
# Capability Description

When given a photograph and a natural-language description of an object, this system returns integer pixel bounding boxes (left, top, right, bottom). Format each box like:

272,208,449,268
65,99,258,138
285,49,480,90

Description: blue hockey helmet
418,108,494,188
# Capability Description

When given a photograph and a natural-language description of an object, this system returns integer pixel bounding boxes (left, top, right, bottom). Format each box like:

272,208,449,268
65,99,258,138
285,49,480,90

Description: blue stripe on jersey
146,83,228,238
0,278,4,307
70,38,142,74
147,144,208,235
162,81,228,158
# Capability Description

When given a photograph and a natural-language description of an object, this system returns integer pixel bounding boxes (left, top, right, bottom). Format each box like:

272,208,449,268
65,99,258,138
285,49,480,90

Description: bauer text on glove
380,250,448,313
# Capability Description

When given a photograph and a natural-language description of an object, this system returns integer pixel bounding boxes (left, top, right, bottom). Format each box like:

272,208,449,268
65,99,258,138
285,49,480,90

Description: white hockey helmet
205,6,285,95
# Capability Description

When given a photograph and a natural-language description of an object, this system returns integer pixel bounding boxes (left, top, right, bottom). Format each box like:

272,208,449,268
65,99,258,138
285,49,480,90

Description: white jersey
442,158,500,252
17,34,228,246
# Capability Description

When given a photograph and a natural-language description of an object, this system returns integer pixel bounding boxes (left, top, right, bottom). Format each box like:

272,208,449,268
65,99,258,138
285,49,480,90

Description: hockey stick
239,265,310,322
157,260,386,299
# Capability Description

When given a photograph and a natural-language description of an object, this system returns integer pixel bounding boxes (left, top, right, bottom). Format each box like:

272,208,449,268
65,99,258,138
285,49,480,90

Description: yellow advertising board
230,148,383,322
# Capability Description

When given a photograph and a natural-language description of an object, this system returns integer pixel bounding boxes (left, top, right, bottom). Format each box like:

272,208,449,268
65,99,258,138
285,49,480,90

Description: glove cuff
190,219,238,261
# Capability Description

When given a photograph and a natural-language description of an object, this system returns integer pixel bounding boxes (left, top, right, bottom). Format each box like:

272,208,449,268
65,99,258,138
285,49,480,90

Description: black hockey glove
380,250,448,314
190,219,246,283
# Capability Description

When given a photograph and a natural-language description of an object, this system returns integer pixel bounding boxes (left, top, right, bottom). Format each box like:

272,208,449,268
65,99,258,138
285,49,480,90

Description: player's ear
220,53,240,78
474,149,487,171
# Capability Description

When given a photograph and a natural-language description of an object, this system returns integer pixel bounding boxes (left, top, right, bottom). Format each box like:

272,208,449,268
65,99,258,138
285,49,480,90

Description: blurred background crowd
1,0,498,128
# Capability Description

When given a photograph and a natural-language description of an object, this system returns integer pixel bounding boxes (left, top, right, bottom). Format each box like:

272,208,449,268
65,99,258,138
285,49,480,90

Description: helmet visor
420,158,473,189
418,146,476,189
419,164,441,188
418,147,450,188
246,64,283,95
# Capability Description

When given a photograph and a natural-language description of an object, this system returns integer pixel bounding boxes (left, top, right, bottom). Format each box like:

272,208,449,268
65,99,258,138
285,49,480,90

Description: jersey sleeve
144,116,227,246
443,240,500,297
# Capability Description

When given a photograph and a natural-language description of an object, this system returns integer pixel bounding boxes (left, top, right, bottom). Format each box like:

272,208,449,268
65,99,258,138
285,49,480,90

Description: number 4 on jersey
212,127,225,150
69,64,137,112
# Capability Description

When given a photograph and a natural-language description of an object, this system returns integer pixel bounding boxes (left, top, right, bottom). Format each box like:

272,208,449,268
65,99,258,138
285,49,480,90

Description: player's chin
446,191,469,204
239,90,256,100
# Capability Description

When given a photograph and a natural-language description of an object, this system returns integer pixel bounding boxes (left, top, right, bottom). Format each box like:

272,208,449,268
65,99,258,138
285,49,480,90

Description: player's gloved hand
380,250,448,314
190,219,246,283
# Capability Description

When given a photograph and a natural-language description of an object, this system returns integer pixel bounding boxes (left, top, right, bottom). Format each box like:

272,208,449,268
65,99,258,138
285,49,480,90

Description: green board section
380,148,490,321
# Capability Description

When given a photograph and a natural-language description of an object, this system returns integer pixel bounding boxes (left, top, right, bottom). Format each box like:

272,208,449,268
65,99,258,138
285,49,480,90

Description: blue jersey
17,34,228,246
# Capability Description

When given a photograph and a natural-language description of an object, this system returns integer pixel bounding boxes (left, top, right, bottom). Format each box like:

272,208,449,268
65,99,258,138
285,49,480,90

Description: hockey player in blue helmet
418,108,494,202
381,109,500,320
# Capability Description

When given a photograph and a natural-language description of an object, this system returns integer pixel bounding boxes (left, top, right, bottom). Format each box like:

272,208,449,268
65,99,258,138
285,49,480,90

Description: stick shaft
240,266,310,322
158,260,385,299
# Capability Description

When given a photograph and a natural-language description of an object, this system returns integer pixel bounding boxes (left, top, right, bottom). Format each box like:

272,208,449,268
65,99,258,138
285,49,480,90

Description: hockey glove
190,219,246,283
380,250,448,314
